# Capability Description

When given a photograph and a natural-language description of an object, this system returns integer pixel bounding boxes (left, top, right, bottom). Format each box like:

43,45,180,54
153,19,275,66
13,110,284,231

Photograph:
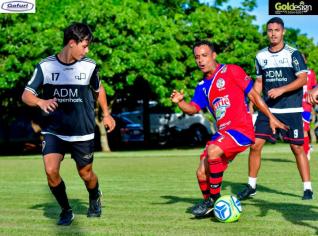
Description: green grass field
0,143,317,236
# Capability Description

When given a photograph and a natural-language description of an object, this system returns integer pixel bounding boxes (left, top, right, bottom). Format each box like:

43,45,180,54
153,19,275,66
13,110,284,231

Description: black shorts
42,134,95,167
255,112,304,145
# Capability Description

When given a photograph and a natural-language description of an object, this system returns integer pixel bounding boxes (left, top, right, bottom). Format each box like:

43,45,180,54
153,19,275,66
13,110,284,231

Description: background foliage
0,0,317,120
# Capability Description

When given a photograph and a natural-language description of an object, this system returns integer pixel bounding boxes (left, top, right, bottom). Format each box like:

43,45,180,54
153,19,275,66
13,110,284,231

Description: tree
1,0,317,152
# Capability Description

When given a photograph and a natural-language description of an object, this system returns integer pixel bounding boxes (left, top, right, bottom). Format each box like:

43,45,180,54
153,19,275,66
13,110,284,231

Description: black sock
50,180,71,211
87,181,99,200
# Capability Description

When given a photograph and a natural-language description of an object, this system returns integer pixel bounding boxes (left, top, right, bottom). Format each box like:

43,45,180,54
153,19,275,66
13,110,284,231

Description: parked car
107,115,144,150
117,102,216,147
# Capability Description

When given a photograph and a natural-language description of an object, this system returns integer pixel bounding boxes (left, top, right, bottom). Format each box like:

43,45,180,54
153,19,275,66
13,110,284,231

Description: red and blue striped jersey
190,64,255,141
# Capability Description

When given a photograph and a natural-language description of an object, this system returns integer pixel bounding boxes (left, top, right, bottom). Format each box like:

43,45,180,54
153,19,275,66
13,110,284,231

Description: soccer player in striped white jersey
22,23,116,225
237,17,313,201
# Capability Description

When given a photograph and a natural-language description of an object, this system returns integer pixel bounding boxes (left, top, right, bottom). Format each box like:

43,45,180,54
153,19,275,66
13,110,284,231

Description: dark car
107,115,144,149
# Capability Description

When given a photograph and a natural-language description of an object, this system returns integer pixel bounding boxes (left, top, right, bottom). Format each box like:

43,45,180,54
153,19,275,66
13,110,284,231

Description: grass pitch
0,144,317,236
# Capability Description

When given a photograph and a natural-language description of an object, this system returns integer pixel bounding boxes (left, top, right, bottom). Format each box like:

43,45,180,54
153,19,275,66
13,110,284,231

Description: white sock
304,182,312,191
248,177,257,189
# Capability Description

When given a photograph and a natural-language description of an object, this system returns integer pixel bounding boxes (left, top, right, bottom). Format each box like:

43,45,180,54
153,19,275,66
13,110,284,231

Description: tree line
0,0,317,151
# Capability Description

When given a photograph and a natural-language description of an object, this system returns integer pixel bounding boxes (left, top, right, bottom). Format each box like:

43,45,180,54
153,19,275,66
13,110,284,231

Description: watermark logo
269,0,318,15
0,0,35,13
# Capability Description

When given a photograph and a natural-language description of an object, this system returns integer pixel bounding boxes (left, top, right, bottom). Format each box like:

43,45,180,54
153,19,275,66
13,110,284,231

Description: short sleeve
229,65,254,95
25,64,44,96
90,66,100,92
292,50,307,76
191,82,208,111
255,57,262,78
310,70,317,88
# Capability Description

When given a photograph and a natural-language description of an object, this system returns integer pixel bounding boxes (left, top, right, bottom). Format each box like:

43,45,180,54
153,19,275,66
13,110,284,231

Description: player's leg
77,163,102,217
238,112,273,200
283,112,313,200
71,139,102,217
302,111,311,159
237,138,266,200
192,155,213,218
290,143,313,200
206,143,227,202
303,131,310,159
196,149,210,200
191,143,226,218
42,135,74,225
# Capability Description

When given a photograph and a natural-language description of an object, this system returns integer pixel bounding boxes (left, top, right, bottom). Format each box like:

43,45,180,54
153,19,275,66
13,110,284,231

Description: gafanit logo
1,0,35,13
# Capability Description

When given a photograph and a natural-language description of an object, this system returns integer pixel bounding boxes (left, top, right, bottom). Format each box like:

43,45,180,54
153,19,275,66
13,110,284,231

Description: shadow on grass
30,198,91,235
244,199,318,235
158,181,302,220
30,198,88,219
262,158,295,163
223,181,300,199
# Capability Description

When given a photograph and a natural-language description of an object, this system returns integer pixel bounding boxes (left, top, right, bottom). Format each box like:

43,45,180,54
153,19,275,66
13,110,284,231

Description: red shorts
302,111,311,132
303,122,310,132
200,130,252,161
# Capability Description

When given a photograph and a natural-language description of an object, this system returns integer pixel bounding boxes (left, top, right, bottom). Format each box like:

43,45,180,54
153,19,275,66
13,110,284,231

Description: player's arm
21,89,58,114
97,85,116,132
249,77,263,113
267,72,307,99
248,88,288,133
170,90,198,115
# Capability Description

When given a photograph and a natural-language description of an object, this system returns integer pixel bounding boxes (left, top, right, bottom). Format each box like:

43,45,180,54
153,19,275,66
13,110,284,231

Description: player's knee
206,151,219,161
290,144,304,154
79,169,94,182
250,142,263,152
45,167,59,179
196,168,206,179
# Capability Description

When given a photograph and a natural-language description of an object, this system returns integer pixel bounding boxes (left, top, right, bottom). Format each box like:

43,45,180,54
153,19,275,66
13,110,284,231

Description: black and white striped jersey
25,55,100,141
255,44,307,113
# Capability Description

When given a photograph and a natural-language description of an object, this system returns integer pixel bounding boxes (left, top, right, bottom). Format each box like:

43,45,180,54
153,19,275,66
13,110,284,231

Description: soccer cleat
87,191,102,217
57,209,74,226
302,189,313,200
237,184,256,200
192,198,215,218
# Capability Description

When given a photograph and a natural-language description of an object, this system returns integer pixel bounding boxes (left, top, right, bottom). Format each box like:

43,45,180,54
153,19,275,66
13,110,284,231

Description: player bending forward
170,40,287,218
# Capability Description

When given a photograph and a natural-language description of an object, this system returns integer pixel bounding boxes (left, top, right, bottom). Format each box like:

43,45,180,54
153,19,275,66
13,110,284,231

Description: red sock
208,157,228,201
304,136,310,155
198,179,210,199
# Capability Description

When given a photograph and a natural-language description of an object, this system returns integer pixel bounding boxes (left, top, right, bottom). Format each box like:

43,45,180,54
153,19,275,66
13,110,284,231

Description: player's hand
170,89,184,104
37,98,58,114
269,116,289,134
103,115,116,133
268,87,284,99
306,89,318,104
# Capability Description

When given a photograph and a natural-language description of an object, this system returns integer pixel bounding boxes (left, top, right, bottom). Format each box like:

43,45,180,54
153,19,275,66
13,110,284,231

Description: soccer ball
214,195,242,223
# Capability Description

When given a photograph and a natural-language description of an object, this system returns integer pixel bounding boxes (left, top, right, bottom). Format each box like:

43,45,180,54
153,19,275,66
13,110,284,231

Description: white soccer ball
214,195,242,223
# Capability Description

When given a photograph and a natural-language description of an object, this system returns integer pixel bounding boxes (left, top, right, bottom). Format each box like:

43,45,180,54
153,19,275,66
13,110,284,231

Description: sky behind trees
201,0,318,44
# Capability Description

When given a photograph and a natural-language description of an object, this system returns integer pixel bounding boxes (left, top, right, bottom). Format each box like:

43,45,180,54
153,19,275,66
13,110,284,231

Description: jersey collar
204,64,224,80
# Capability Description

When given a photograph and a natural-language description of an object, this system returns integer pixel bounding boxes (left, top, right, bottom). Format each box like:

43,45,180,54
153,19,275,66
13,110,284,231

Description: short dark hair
63,22,93,46
192,40,215,53
266,17,284,28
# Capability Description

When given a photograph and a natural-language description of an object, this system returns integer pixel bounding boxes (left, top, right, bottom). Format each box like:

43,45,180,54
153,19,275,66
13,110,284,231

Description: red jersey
302,69,317,112
191,64,255,143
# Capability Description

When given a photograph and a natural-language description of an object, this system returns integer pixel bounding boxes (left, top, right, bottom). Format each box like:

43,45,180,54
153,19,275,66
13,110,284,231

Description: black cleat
87,191,102,217
237,184,256,200
302,189,313,200
192,198,214,218
57,209,74,226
